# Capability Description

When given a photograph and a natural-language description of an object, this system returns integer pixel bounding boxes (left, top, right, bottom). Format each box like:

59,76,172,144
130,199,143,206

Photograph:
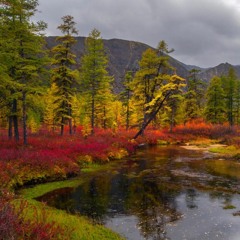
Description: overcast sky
34,0,240,68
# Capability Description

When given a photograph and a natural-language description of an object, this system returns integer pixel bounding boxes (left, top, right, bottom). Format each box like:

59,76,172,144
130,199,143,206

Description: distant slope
45,37,240,93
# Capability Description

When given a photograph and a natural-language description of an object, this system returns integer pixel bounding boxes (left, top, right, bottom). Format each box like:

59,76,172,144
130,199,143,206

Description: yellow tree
43,83,59,132
132,41,185,139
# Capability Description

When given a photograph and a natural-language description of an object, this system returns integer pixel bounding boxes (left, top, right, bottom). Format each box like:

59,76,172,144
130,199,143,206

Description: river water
36,145,240,240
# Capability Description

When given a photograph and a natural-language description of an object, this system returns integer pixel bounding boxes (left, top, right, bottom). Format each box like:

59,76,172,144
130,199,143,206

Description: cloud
34,0,240,67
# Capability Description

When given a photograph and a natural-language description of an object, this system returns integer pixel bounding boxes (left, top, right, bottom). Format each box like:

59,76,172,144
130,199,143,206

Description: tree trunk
69,107,72,135
12,99,19,142
61,116,64,136
22,91,27,145
103,106,106,129
126,95,130,130
91,95,95,135
8,115,13,139
133,92,171,139
170,107,175,133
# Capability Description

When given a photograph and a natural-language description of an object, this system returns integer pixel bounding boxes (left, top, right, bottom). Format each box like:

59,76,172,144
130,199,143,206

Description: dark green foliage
0,0,47,144
205,76,226,123
51,15,79,135
80,28,112,134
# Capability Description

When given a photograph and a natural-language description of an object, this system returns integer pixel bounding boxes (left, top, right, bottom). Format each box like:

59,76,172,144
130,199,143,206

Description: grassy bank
16,177,124,240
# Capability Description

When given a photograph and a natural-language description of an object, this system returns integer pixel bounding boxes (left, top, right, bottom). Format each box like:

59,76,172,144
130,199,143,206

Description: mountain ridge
45,36,240,93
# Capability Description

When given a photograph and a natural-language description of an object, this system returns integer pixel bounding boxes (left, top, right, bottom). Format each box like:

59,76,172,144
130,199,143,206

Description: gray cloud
34,0,240,67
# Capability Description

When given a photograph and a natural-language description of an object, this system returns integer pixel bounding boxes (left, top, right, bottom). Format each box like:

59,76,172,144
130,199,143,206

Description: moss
209,145,238,155
19,179,82,199
157,140,169,145
223,204,236,210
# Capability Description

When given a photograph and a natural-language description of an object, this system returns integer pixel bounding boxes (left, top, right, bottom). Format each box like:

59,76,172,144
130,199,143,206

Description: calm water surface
36,145,240,240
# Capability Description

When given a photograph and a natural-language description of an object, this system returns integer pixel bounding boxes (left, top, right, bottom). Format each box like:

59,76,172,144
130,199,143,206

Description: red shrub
0,190,73,240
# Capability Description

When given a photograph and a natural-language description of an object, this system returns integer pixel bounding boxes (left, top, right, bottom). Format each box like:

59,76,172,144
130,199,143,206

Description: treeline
0,1,239,144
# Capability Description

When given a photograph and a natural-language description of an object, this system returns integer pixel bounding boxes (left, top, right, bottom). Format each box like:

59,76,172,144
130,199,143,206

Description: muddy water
36,145,240,240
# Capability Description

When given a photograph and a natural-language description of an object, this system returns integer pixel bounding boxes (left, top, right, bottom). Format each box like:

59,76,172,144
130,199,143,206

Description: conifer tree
43,83,59,131
131,41,185,139
0,0,47,144
121,71,134,130
205,76,226,124
183,90,199,123
80,28,112,134
222,68,237,126
183,69,206,122
188,69,206,110
51,15,79,135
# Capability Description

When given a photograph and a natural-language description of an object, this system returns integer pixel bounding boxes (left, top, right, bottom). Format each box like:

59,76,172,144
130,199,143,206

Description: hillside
45,37,240,93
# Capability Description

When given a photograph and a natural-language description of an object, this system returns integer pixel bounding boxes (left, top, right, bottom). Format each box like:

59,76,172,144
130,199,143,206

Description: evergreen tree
183,69,206,122
234,79,240,124
222,68,237,126
121,70,134,130
51,15,79,135
205,76,226,124
187,69,206,110
166,93,184,132
183,90,199,123
80,28,112,134
0,0,47,144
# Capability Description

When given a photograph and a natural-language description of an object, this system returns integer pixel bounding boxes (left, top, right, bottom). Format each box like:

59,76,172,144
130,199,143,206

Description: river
36,145,240,240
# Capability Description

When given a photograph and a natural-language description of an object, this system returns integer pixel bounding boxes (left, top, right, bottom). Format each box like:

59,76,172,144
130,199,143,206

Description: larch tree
183,90,199,123
0,0,47,145
43,83,59,132
183,69,206,123
51,15,79,135
205,76,226,124
121,70,134,130
131,41,185,139
222,68,237,126
187,69,206,110
80,28,112,134
234,79,240,124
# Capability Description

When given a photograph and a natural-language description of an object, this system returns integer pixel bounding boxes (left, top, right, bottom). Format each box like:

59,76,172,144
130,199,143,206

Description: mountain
45,37,240,93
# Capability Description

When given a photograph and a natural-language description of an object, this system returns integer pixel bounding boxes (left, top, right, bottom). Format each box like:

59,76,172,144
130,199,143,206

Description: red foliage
0,190,73,239
172,121,236,139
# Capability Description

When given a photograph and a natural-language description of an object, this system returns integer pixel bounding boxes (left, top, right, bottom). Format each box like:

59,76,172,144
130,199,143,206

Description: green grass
209,145,238,155
19,178,82,199
18,177,125,240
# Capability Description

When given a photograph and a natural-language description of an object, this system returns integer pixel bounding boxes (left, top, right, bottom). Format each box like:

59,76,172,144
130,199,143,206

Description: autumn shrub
172,121,237,139
0,189,72,240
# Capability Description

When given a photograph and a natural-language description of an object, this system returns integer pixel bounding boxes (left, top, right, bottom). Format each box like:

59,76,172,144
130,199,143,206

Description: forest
1,0,240,239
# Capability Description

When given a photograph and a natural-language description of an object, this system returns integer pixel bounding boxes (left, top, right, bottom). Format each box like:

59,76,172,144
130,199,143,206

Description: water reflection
36,146,240,240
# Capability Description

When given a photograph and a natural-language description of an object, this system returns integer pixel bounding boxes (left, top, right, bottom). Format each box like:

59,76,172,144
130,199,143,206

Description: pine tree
51,15,79,135
205,76,226,124
183,90,199,123
80,28,112,134
234,79,240,124
222,68,237,126
187,69,206,110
